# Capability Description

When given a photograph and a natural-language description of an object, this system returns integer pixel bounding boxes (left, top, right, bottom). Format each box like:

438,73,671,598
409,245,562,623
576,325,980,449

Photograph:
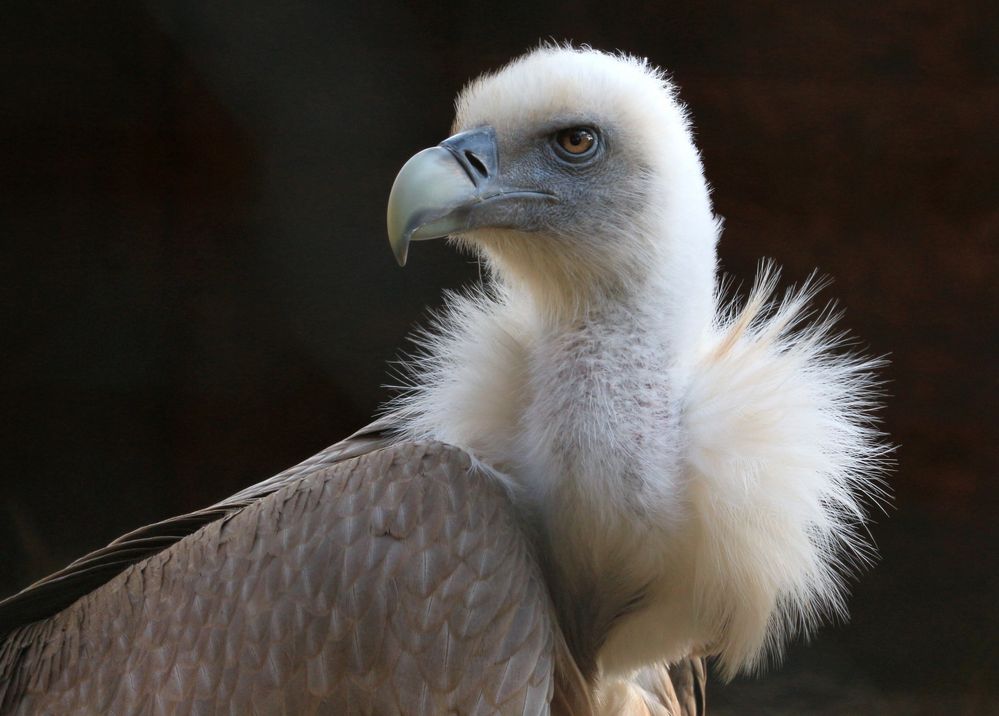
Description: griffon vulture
0,46,888,715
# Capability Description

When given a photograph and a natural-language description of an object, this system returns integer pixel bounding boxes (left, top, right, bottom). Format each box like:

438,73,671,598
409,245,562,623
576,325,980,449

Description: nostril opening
464,151,489,178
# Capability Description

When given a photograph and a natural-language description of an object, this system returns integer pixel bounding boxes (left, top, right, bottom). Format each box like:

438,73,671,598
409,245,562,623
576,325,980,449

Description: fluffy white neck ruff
391,257,886,683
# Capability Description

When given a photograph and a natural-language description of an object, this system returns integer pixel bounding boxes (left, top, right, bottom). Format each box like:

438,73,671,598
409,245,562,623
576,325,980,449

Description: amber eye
554,127,597,159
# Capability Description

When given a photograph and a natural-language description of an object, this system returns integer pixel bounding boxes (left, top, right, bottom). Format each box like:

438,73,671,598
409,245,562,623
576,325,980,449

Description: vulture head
389,46,717,335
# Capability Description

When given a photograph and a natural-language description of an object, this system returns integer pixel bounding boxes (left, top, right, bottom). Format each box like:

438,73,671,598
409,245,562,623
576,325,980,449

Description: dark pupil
569,131,584,145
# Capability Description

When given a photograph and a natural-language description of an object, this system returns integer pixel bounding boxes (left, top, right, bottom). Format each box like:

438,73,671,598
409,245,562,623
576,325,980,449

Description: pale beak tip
389,228,411,266
386,144,479,268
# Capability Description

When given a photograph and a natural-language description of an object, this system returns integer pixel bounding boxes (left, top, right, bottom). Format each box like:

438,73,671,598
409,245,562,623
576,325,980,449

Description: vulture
0,46,888,715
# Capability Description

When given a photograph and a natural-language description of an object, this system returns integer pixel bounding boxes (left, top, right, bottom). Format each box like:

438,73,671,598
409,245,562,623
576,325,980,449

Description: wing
0,416,398,641
665,658,707,716
599,658,707,716
0,441,562,715
594,658,705,716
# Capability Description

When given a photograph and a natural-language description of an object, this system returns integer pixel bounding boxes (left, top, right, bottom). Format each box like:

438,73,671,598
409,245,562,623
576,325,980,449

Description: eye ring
552,127,599,162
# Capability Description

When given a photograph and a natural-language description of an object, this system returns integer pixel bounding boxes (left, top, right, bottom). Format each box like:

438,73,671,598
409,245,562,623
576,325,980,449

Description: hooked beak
386,126,555,266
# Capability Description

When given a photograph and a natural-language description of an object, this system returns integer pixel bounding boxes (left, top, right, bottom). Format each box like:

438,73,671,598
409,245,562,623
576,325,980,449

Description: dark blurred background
1,1,996,713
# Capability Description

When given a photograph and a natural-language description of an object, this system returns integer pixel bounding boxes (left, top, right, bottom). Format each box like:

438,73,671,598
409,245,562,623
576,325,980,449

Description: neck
476,216,717,355
514,289,686,678
492,221,718,673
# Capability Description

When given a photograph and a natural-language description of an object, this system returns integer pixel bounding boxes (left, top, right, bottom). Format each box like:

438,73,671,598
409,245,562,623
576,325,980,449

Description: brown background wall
1,2,996,712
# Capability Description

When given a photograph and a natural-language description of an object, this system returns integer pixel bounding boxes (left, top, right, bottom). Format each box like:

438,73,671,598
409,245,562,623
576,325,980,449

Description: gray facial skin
386,119,643,266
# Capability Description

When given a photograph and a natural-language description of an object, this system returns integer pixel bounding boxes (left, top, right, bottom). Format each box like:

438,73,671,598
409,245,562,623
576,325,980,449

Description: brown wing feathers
0,441,560,715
